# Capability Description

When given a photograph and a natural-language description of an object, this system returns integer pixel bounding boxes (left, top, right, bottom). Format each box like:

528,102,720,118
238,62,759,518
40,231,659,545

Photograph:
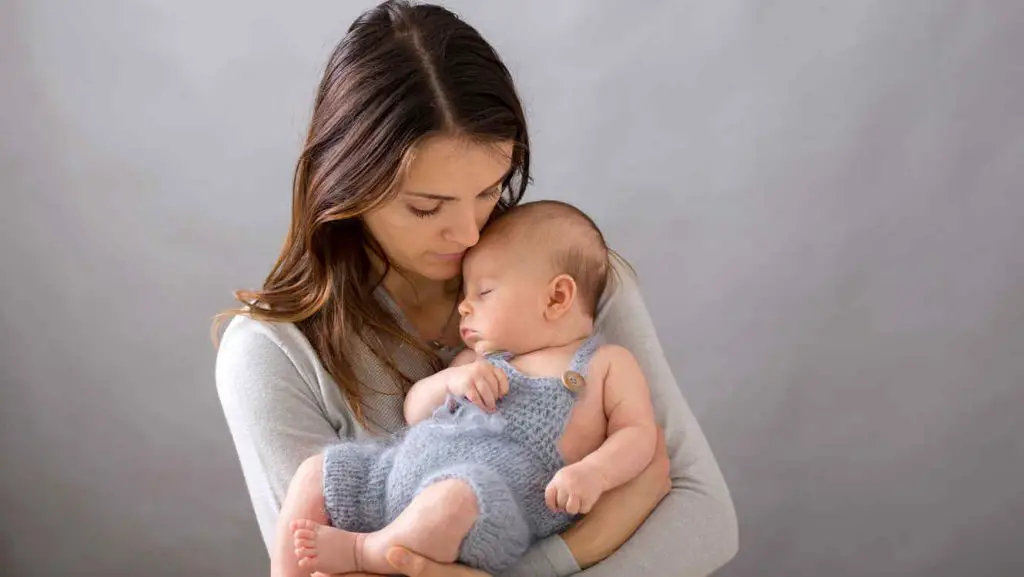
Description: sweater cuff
499,534,581,577
538,535,582,577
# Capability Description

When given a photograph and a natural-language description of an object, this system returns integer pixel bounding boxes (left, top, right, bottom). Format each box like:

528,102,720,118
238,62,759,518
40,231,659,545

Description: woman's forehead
402,136,514,197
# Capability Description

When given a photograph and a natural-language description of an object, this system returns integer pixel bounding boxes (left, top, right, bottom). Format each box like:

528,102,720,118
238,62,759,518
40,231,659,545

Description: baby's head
458,200,609,355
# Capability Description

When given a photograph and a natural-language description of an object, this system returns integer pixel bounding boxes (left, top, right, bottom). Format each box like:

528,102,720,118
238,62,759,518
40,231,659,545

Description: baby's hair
484,200,610,318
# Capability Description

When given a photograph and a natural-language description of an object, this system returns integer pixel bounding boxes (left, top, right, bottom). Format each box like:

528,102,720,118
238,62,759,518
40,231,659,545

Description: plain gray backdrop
2,1,1022,576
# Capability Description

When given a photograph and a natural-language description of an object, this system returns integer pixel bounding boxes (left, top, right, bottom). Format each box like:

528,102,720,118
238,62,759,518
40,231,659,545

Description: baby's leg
293,477,479,575
295,463,532,576
270,454,329,577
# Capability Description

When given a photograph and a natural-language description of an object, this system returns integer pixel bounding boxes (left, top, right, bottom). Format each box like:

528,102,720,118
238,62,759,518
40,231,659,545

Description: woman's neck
382,269,463,346
368,250,460,312
382,270,460,312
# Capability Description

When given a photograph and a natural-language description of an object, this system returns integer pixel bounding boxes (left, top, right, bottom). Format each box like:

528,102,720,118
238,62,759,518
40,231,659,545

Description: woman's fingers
386,546,491,576
388,546,428,576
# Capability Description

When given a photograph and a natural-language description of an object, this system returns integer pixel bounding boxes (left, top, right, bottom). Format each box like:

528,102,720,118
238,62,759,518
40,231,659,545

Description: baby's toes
294,534,316,550
290,518,319,533
291,519,320,550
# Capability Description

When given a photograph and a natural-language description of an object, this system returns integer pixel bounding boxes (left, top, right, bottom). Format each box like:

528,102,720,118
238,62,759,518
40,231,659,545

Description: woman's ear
545,274,577,320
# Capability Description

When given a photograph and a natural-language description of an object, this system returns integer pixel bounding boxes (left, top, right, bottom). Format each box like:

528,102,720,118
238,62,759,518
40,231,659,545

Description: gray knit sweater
215,258,738,577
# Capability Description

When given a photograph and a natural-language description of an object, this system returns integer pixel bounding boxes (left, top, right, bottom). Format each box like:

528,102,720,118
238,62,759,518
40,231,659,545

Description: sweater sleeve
215,316,344,549
523,261,739,577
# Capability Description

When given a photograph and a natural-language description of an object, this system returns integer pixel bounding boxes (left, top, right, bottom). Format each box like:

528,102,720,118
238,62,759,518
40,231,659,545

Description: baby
272,200,658,577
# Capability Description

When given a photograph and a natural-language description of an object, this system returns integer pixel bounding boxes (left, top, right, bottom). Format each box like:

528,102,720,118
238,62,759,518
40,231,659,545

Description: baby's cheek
487,309,518,341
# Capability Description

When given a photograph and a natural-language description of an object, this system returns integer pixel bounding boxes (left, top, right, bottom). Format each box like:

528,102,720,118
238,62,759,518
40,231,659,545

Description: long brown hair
214,0,529,425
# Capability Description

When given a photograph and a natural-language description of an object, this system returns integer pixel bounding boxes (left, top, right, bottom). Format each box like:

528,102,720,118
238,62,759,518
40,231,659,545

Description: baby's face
457,241,550,355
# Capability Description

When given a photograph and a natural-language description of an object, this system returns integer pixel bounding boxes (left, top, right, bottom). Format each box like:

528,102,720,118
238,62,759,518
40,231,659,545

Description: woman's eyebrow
404,172,509,201
404,191,458,201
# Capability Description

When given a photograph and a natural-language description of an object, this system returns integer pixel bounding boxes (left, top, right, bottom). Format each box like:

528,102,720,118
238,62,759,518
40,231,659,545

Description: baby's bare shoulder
590,343,637,366
587,343,642,383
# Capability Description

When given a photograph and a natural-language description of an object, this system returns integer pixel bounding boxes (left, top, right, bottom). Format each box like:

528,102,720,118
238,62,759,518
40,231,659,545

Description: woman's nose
444,206,481,248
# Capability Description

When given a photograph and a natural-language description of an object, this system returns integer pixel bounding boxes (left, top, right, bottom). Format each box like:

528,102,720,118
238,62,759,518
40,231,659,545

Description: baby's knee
435,478,479,519
291,453,324,493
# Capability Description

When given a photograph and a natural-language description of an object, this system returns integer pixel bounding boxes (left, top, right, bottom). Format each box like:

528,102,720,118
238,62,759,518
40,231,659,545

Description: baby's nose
457,298,471,317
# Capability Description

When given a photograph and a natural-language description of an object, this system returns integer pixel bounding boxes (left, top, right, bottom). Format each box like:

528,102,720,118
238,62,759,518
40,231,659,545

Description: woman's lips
433,251,466,262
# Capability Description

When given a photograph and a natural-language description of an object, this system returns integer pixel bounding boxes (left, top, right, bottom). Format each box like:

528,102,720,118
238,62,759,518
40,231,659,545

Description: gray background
2,1,1022,576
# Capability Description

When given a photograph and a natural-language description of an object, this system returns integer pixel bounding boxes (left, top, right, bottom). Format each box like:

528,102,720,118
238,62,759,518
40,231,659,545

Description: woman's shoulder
218,314,310,359
215,315,323,388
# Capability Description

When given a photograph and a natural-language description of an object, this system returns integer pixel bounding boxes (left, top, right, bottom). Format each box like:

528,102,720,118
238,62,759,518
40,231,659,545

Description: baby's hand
545,463,606,515
447,359,509,412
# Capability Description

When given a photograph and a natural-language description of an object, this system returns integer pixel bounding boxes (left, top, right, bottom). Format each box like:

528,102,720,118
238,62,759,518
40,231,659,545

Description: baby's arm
548,345,658,514
582,344,658,490
403,348,479,424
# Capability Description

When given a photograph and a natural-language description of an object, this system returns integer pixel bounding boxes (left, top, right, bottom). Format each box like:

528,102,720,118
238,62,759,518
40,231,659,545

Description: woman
214,2,737,576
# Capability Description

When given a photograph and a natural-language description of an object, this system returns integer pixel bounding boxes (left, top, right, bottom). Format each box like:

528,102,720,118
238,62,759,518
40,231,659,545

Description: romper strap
567,334,601,376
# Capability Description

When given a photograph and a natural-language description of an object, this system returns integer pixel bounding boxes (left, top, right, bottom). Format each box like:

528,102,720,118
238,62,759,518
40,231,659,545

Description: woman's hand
317,547,490,577
561,427,672,569
385,547,490,576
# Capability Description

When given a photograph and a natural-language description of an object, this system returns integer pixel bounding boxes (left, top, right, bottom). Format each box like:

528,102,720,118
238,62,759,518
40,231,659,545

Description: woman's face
363,135,515,281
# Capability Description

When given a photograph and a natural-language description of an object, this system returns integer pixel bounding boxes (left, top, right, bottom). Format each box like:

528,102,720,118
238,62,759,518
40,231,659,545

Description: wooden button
561,370,585,392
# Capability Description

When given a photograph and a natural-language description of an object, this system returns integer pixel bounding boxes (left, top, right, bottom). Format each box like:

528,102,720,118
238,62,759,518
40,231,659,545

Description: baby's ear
545,274,577,320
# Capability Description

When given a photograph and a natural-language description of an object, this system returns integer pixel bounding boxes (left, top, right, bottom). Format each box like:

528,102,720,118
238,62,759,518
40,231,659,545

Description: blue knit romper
321,336,599,575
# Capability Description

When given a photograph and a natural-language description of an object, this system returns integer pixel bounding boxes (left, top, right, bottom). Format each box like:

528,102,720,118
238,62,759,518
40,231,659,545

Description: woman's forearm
575,257,739,575
561,429,671,569
573,488,737,577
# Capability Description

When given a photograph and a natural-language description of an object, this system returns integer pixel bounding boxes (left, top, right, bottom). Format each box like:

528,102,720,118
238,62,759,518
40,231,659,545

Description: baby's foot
291,519,364,575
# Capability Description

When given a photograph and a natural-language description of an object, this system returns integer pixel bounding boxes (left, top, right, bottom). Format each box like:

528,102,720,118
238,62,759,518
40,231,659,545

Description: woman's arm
560,427,671,568
573,261,739,576
215,316,344,548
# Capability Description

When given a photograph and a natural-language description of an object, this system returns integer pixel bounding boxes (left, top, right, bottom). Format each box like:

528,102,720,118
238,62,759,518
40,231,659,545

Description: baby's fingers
493,366,510,398
464,386,481,408
476,379,496,411
565,494,581,515
579,494,595,515
544,483,559,511
556,486,571,512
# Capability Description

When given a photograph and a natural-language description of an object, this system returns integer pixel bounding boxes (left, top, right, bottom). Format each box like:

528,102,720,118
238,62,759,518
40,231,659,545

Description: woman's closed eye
407,202,443,218
407,186,500,218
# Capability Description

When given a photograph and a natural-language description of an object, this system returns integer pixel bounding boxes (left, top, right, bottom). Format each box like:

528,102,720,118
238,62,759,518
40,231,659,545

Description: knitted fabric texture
321,336,599,575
